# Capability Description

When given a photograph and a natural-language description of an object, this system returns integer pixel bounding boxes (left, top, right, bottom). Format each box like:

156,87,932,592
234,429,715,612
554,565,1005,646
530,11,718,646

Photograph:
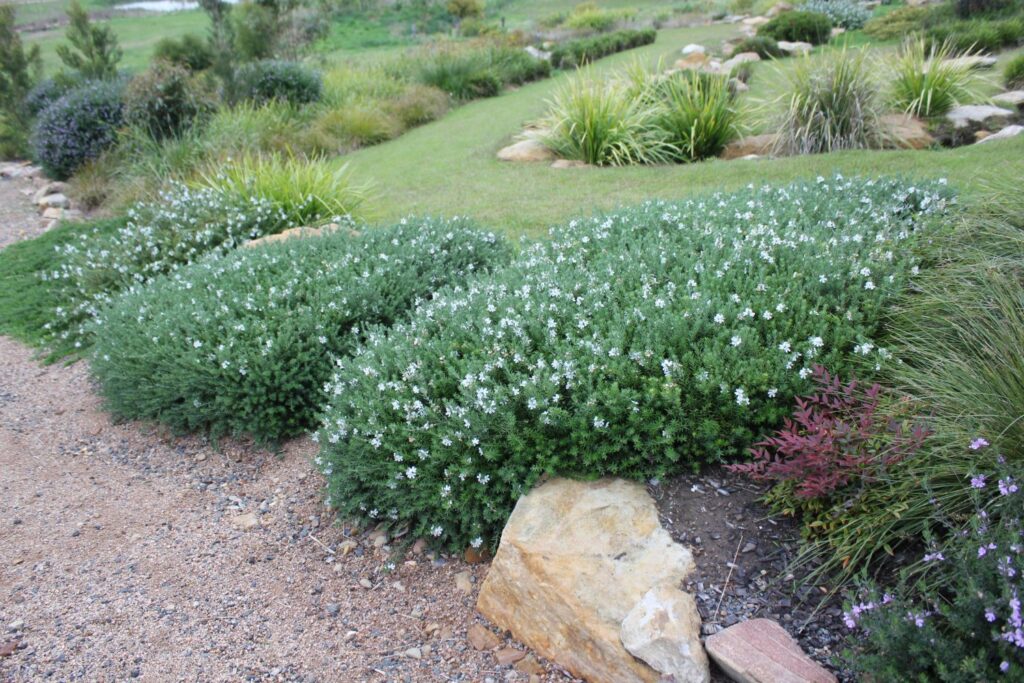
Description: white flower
430,525,443,537
767,388,778,398
714,313,725,324
730,335,742,347
405,466,417,479
809,336,824,348
470,537,483,549
864,280,875,290
734,388,750,406
778,341,791,353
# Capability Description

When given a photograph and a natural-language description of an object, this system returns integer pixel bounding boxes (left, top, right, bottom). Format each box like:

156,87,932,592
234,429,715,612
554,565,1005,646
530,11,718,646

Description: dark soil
651,467,853,682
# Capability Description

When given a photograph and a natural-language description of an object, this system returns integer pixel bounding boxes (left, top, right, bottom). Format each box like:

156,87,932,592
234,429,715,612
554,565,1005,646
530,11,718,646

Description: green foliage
1007,53,1024,88
540,70,672,165
656,71,742,161
0,5,42,158
842,466,1024,681
773,49,883,156
863,5,937,40
232,0,280,61
447,0,485,20
195,154,370,225
0,216,125,348
758,10,833,45
890,38,981,118
153,34,215,72
316,177,951,550
549,28,657,69
30,79,125,180
416,42,549,99
926,16,1024,53
731,35,784,59
24,77,76,118
234,59,323,105
90,218,512,442
56,0,123,82
801,0,870,29
563,3,634,32
42,183,299,357
385,84,451,128
123,61,215,140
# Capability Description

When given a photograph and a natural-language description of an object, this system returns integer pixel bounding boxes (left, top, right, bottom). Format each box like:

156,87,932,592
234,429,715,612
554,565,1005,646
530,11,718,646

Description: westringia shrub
842,450,1024,680
316,176,952,550
801,0,870,30
42,184,297,356
30,79,125,180
549,29,657,69
90,219,512,442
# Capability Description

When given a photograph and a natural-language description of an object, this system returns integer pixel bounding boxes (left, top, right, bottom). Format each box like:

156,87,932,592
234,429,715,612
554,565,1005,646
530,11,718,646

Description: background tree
447,0,484,20
55,0,122,82
0,6,43,157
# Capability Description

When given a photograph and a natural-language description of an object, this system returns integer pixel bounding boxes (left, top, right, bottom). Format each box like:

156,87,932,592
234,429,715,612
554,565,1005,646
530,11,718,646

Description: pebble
403,647,422,659
8,620,24,632
324,603,340,617
359,578,373,589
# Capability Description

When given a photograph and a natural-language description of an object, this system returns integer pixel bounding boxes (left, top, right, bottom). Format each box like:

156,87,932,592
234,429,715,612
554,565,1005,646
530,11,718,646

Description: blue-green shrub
801,0,870,30
90,219,512,442
234,60,323,105
30,79,125,180
316,177,952,550
759,10,833,45
42,183,297,357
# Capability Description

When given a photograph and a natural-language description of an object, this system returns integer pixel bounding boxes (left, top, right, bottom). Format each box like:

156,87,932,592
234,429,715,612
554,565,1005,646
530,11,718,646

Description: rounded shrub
152,34,214,72
90,218,512,442
234,60,323,105
801,0,870,30
386,84,451,128
124,61,214,140
1004,52,1024,88
759,10,833,45
24,77,78,117
315,176,952,551
30,79,125,180
731,36,785,58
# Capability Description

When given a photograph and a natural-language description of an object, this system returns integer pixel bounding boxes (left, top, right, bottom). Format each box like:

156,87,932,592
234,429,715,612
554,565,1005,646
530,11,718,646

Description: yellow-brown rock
243,223,356,249
476,478,696,683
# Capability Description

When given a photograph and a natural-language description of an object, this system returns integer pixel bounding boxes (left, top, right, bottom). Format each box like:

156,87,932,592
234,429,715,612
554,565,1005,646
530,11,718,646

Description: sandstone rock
244,224,347,249
454,570,473,594
946,104,1015,129
880,113,935,150
721,133,777,159
33,182,66,205
0,163,43,180
467,623,502,651
742,15,770,27
477,478,696,683
620,584,709,683
515,654,545,676
231,512,260,530
724,52,760,72
976,125,1024,144
681,43,706,55
494,647,526,666
38,193,69,210
550,159,591,169
777,40,813,55
767,2,792,16
676,52,711,70
42,207,64,220
946,55,998,70
993,90,1024,109
975,130,992,142
497,138,554,162
705,619,837,683
338,540,358,556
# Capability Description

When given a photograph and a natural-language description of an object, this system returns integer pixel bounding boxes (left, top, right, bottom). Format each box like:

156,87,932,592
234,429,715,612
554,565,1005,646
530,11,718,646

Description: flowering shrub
30,79,125,180
729,366,929,509
843,446,1024,680
234,60,323,106
800,0,870,30
316,176,952,550
41,184,297,357
90,219,512,442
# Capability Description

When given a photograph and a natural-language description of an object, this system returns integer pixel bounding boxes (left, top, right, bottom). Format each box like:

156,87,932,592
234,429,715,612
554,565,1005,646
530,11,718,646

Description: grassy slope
344,26,1024,238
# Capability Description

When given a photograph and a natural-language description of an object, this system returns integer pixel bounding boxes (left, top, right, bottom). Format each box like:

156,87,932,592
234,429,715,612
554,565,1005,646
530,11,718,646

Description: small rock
0,641,16,657
403,647,422,659
681,43,706,55
705,618,837,683
8,620,24,632
497,138,555,163
467,623,502,651
723,52,760,72
454,570,473,594
515,654,545,676
42,206,63,219
411,538,427,554
976,124,1024,144
371,531,388,548
338,540,358,556
946,55,998,70
721,134,777,160
494,647,526,666
619,584,710,683
359,578,373,589
741,542,757,553
992,90,1024,108
231,512,260,531
38,193,70,210
777,40,812,55
324,603,340,617
550,159,590,169
766,1,792,17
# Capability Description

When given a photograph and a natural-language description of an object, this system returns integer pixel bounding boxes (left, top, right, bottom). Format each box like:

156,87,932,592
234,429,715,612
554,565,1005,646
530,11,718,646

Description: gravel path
0,174,546,683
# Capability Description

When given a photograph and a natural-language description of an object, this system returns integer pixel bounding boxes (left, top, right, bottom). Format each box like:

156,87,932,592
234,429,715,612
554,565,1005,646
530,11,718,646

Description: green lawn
341,25,1024,238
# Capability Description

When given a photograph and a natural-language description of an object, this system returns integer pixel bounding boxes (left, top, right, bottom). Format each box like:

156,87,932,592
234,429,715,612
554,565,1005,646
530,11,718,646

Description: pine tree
55,0,122,82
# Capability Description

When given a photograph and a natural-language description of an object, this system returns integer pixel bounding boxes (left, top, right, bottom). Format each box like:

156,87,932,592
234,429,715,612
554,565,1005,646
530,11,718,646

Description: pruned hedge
550,28,657,69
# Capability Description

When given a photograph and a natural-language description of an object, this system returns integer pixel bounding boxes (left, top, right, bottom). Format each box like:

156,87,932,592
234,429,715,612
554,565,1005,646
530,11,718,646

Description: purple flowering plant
842,438,1023,679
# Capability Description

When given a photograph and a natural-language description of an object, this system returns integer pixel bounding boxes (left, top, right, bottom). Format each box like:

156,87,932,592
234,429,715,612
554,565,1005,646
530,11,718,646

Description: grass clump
1006,52,1024,88
415,42,550,100
773,49,883,155
90,218,512,443
315,176,951,550
890,39,981,118
656,71,743,161
194,154,370,226
925,16,1024,54
732,36,785,59
758,10,833,45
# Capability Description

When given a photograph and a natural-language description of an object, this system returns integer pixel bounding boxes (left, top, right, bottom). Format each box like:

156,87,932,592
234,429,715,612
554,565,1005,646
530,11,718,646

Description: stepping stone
945,104,1015,129
976,125,1024,144
705,618,837,683
993,91,1024,108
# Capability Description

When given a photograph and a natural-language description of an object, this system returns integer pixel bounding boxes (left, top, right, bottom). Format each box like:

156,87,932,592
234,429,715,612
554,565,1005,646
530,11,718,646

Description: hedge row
550,28,657,69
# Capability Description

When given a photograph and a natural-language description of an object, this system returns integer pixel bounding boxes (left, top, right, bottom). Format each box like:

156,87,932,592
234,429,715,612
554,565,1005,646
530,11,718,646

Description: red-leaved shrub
728,366,929,501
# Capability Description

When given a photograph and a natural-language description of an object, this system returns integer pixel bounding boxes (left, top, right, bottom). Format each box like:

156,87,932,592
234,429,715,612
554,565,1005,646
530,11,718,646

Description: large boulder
993,91,1024,109
620,585,709,683
721,133,777,159
705,619,837,683
497,138,555,162
880,113,935,150
777,40,813,56
477,478,704,683
945,104,1015,129
723,52,761,72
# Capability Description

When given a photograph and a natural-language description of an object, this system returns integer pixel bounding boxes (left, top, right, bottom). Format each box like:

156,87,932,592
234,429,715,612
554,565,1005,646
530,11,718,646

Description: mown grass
0,217,124,348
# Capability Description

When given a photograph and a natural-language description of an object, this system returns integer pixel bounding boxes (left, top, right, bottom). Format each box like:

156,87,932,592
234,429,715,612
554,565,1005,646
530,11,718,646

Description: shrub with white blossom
89,218,512,442
42,184,300,358
316,176,953,550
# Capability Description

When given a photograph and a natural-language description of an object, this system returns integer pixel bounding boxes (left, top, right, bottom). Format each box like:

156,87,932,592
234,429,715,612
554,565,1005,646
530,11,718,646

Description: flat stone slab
977,125,1024,144
705,618,837,683
946,104,1015,129
993,90,1024,108
777,41,812,55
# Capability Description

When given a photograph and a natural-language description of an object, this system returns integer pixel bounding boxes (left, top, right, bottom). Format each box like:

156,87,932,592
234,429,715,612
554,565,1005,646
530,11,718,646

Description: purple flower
923,551,945,562
1002,662,1010,673
979,543,997,558
971,437,990,450
999,478,1019,496
987,609,998,622
972,474,987,489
